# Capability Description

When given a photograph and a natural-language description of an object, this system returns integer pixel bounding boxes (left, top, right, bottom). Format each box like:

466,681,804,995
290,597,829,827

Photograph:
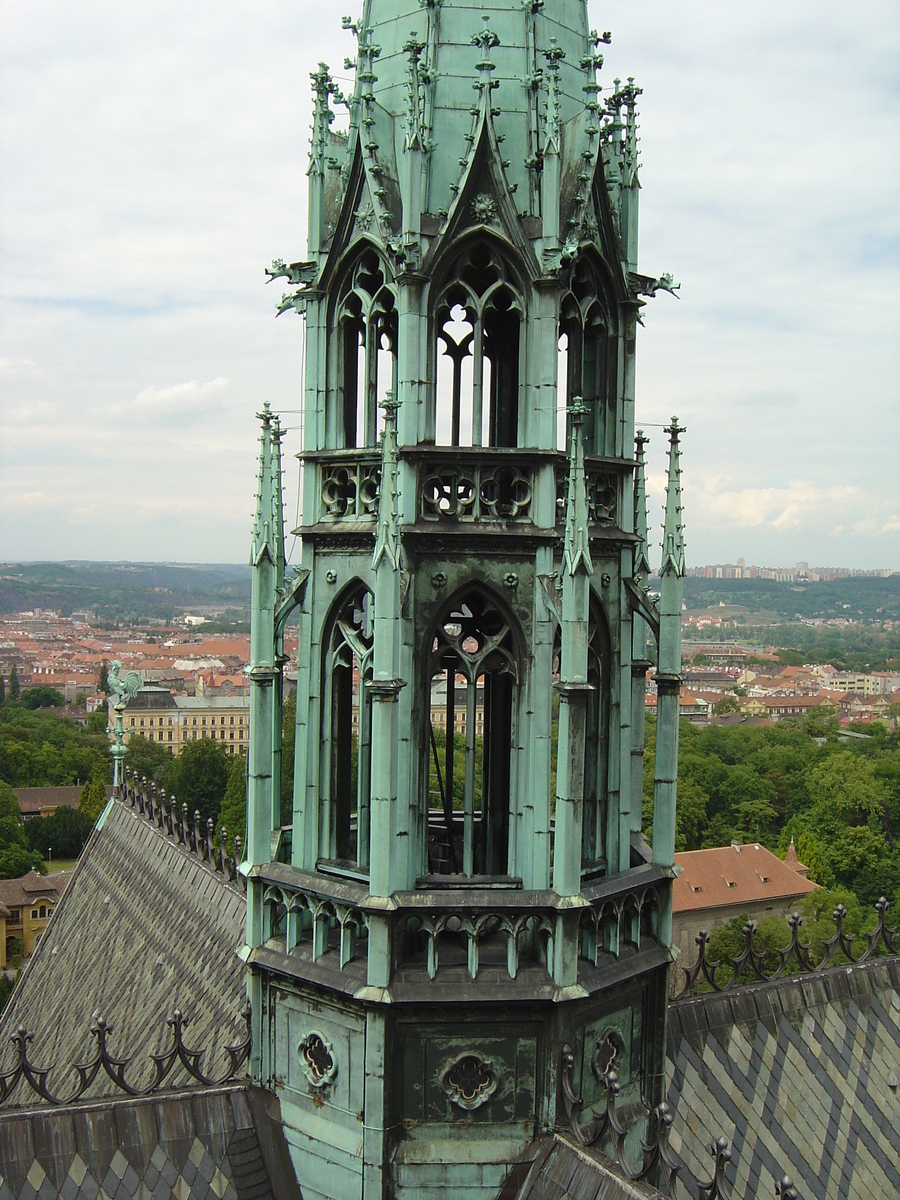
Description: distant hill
682,576,899,622
0,562,251,621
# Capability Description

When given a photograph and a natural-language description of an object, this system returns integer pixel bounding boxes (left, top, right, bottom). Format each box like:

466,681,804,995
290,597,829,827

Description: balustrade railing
119,768,243,888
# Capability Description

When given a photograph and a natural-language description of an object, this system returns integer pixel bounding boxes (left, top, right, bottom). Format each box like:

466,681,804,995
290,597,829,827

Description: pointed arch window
582,597,612,871
549,596,612,874
321,586,374,869
427,589,519,878
559,258,616,456
333,250,397,449
434,242,523,448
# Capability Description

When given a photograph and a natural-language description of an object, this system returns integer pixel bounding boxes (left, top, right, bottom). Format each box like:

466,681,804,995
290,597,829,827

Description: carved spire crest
372,392,402,572
563,399,594,578
660,417,686,579
634,429,651,586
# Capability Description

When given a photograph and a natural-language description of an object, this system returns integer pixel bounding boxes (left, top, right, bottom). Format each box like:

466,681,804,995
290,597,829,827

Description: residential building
672,842,818,967
108,687,250,755
0,870,68,968
13,785,114,821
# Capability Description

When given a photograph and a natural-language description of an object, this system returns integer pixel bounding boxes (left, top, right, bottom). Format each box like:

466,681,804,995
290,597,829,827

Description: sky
1,0,898,570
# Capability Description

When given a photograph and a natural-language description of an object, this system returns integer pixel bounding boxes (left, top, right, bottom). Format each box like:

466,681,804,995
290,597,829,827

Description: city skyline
1,0,898,568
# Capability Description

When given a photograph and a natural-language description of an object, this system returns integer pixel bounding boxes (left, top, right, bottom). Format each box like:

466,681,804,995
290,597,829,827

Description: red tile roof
673,843,818,913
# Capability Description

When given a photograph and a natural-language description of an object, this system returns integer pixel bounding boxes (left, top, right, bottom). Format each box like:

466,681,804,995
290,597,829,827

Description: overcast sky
1,0,898,570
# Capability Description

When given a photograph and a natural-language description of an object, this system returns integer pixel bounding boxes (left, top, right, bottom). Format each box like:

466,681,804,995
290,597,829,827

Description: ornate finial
634,430,651,586
563,399,593,578
542,39,565,154
372,391,402,572
308,63,342,178
251,404,284,570
403,32,428,151
472,15,500,97
660,417,686,579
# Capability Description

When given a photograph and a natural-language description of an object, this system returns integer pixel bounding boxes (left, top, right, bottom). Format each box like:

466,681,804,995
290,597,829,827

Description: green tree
700,812,735,850
167,739,230,827
124,734,173,785
0,973,14,1013
99,661,110,695
674,777,708,851
79,776,108,822
8,666,20,703
86,709,108,735
0,783,45,879
0,674,5,706
217,752,247,856
713,696,739,716
21,686,65,710
27,805,93,858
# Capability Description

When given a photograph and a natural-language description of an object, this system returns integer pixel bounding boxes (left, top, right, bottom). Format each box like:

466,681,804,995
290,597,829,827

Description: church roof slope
0,795,247,1105
501,1135,665,1200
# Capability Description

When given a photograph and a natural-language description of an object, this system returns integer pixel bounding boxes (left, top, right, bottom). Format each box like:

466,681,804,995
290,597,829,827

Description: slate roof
0,796,247,1103
0,1084,301,1200
501,1136,664,1200
673,842,818,913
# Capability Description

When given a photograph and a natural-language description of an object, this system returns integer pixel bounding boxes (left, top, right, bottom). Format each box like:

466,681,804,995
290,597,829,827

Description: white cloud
0,0,898,566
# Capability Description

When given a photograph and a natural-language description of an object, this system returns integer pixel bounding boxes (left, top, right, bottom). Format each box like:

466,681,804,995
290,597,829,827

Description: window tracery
321,586,374,868
433,241,523,448
333,250,397,449
427,589,519,878
559,258,617,456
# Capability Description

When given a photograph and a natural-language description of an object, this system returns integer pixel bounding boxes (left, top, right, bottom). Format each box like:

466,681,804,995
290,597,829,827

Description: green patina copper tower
243,2,685,1197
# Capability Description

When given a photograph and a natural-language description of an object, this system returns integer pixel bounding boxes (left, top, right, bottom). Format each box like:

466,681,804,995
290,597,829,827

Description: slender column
631,431,652,833
653,419,686,948
367,395,405,987
245,404,282,1083
553,402,593,986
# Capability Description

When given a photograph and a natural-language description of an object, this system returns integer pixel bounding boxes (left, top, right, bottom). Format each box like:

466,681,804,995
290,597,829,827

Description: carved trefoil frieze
320,459,381,521
420,460,533,522
557,467,619,527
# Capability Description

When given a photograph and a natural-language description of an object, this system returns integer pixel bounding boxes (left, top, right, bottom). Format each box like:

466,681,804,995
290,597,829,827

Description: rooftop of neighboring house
13,784,114,817
119,689,249,711
673,842,818,914
0,870,68,910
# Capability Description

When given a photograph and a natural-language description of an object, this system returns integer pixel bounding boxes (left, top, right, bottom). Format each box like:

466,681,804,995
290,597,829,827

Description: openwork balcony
304,447,633,531
416,450,535,524
556,459,622,527
248,859,669,998
307,450,382,524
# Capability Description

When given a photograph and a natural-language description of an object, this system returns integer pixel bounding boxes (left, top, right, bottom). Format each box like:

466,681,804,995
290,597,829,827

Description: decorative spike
542,39,565,155
633,430,651,585
372,392,402,572
563,399,593,578
660,416,686,579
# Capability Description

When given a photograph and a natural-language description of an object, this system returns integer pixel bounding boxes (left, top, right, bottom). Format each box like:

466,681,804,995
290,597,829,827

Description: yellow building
0,871,68,969
108,687,250,756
